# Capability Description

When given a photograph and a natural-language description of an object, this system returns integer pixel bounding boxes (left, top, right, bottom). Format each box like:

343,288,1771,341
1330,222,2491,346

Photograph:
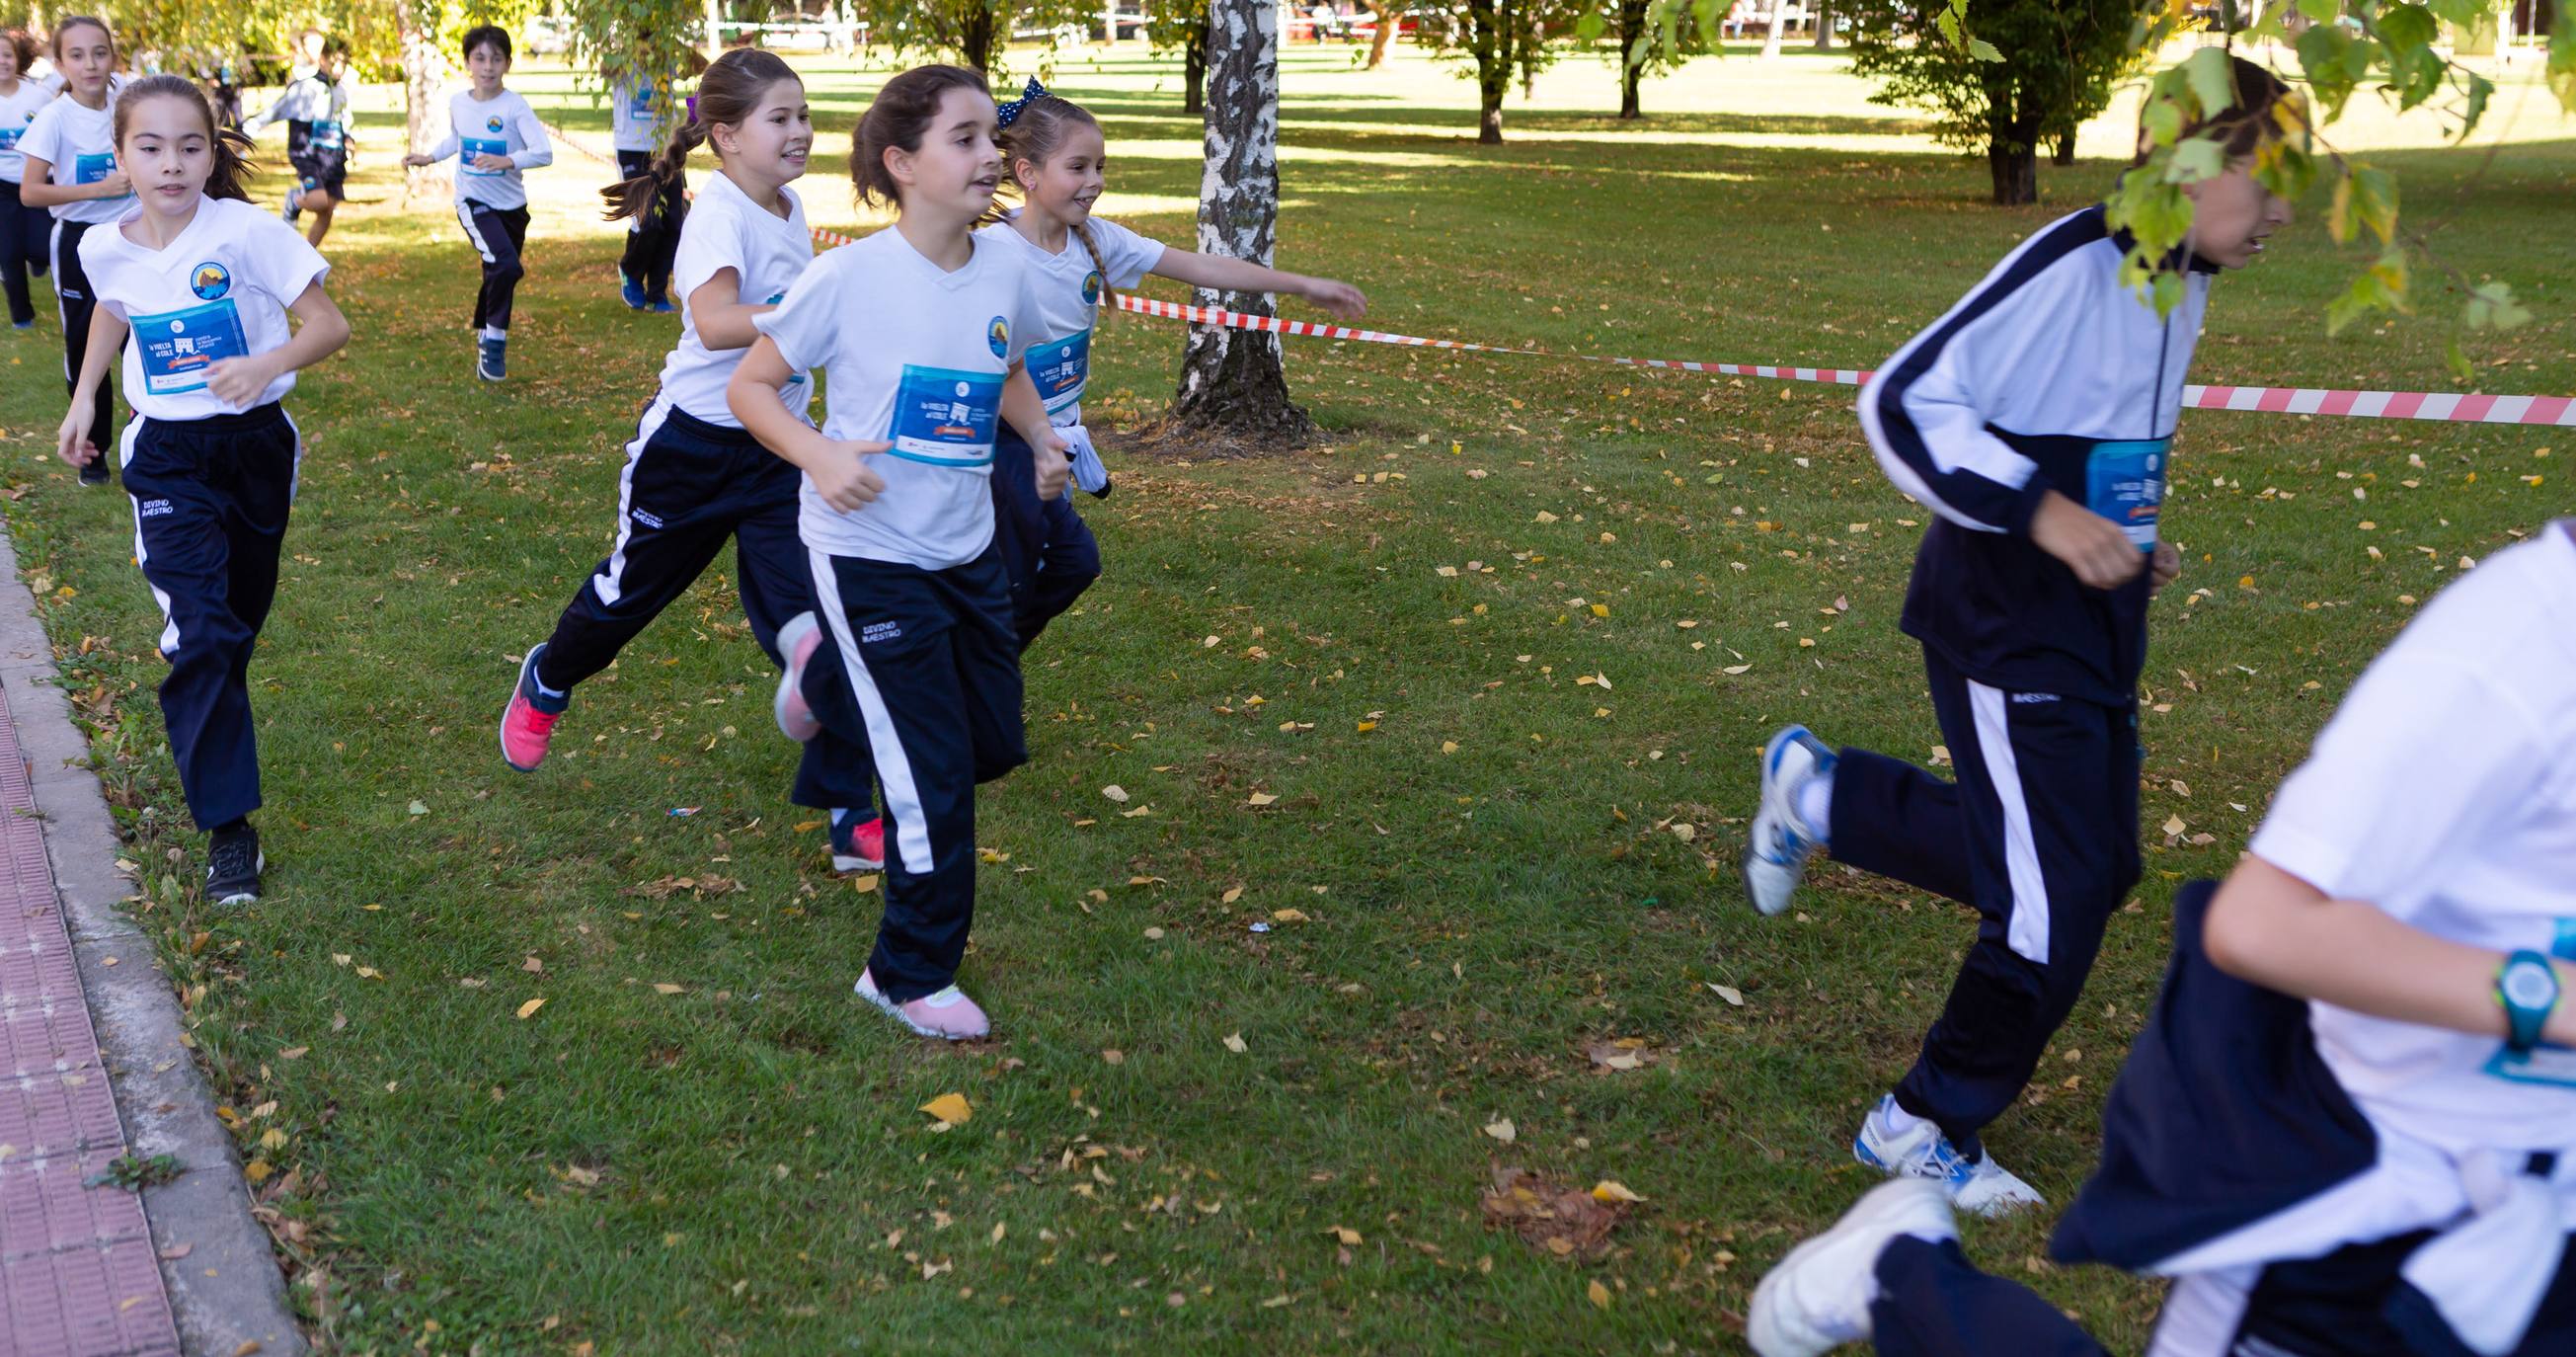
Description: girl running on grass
54,74,349,906
728,64,1067,1041
18,14,126,485
1739,55,2298,1216
400,24,550,383
1750,519,2576,1357
605,33,706,313
242,29,356,248
975,78,1366,649
0,28,56,332
500,47,885,875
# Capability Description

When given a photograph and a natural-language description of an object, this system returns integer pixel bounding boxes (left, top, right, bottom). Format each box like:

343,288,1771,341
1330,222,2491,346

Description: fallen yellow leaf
1483,1118,1518,1144
1591,1180,1645,1204
919,1093,973,1125
514,998,545,1020
1246,792,1278,806
1588,1278,1612,1310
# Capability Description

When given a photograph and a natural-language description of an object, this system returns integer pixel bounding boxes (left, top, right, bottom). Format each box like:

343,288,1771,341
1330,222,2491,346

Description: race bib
628,82,657,119
1025,329,1091,414
0,128,20,152
461,136,507,175
130,299,248,396
309,119,344,151
73,151,122,191
887,365,1003,466
2085,438,2167,553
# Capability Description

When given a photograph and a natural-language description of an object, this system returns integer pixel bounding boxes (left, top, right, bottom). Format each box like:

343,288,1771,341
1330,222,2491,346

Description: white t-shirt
609,74,676,154
2250,521,2576,1156
20,90,127,223
975,212,1164,427
80,196,330,422
245,67,353,144
754,227,1039,570
0,81,53,184
655,171,812,427
423,89,552,210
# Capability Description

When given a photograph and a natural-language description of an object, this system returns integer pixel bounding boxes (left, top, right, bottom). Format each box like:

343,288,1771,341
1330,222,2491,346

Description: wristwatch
2496,949,2560,1054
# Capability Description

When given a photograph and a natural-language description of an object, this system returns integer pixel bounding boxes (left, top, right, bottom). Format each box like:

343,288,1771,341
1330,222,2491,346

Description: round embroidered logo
189,262,231,301
986,315,1009,358
1081,270,1103,306
485,116,505,133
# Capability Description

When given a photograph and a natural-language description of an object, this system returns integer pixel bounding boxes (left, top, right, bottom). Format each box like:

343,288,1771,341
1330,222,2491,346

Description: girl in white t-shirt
400,24,552,382
500,49,883,874
1749,521,2576,1357
53,76,350,909
604,37,707,311
728,64,1067,1042
975,80,1366,650
0,28,55,330
17,15,125,484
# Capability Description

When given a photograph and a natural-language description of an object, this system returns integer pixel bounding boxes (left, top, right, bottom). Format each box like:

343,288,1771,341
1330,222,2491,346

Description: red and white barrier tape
541,118,2575,430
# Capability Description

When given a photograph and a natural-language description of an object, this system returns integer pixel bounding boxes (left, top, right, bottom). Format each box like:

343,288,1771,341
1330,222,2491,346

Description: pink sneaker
774,612,823,743
831,813,885,873
855,970,989,1041
500,644,569,772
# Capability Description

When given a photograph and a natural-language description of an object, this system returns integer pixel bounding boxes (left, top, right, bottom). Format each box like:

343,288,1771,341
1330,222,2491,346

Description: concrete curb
0,521,306,1357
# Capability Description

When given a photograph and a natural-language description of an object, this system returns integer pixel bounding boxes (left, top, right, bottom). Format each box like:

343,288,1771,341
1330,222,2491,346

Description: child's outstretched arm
55,308,126,467
1149,249,1366,321
205,280,350,409
402,124,460,169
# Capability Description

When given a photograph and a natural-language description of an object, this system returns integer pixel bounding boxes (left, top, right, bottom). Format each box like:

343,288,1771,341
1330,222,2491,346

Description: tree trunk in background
1467,0,1513,143
1366,0,1396,67
1989,120,2039,204
961,3,1000,76
398,0,441,201
1167,0,1314,444
1184,13,1209,114
1759,0,1788,57
1617,0,1647,117
1813,0,1834,48
2054,130,2076,165
704,0,726,55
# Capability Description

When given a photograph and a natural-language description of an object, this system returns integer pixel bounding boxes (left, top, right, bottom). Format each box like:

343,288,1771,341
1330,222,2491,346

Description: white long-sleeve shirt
420,88,552,210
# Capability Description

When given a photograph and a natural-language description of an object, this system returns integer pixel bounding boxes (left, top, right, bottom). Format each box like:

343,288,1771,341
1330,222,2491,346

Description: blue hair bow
996,76,1047,129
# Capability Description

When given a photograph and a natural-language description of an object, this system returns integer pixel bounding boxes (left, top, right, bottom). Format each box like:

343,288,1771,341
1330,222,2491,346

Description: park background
0,4,2569,1352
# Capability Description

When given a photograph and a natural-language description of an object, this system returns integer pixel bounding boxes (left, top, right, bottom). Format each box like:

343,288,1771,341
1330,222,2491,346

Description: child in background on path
1750,519,2576,1357
53,75,349,905
728,65,1067,1041
502,47,887,874
607,36,706,312
0,29,55,331
1738,56,2297,1215
243,29,356,247
401,24,550,383
976,79,1365,649
17,14,126,484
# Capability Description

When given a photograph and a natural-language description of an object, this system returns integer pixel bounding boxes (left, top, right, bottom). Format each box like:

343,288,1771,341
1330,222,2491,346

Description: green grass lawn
1,40,2568,1355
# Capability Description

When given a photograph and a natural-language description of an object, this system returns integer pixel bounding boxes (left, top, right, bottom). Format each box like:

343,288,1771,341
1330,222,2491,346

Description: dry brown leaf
1480,1166,1629,1262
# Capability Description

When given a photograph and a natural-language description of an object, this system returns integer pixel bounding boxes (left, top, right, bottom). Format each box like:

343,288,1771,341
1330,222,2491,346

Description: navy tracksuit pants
1,178,49,327
1827,646,2142,1157
990,429,1100,650
535,403,874,813
797,546,1026,1002
456,200,529,332
613,150,685,305
122,404,297,831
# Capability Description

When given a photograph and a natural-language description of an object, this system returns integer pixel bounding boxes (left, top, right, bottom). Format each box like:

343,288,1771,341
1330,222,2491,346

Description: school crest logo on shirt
986,315,1009,357
189,262,231,301
1081,270,1103,306
485,115,505,132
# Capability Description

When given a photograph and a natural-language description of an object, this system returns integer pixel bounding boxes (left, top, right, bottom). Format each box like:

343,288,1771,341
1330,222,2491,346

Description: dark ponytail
602,47,801,223
114,74,254,202
851,64,989,208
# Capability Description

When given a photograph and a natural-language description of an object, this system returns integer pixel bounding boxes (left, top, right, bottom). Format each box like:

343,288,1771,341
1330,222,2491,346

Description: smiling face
118,93,213,216
885,84,1002,221
2184,158,2294,270
465,40,509,98
1015,120,1105,228
714,76,812,189
55,20,113,102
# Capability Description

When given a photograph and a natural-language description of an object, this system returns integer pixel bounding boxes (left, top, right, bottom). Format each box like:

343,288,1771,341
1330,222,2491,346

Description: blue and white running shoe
477,335,507,382
620,273,648,310
1743,724,1834,918
1852,1094,2044,1217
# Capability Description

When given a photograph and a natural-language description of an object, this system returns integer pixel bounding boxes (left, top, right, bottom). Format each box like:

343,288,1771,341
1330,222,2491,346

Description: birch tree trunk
398,0,442,202
1167,0,1314,444
1759,0,1789,58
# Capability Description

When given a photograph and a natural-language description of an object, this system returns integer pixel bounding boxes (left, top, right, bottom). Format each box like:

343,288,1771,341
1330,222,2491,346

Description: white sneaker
1852,1094,2047,1217
1749,1178,1957,1357
854,970,990,1041
1744,724,1834,918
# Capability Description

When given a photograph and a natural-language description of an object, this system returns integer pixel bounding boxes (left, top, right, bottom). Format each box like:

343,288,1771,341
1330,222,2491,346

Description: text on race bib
461,136,507,174
308,119,344,151
73,151,122,191
130,299,248,396
887,365,1004,467
1026,329,1092,415
2085,438,2168,553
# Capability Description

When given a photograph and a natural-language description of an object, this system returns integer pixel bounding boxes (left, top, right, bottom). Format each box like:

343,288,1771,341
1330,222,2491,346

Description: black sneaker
77,454,109,486
206,824,264,906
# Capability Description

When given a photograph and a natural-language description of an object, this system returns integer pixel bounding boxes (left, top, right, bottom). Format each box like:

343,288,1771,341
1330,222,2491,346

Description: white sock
1796,770,1834,842
1877,1097,1928,1140
481,325,507,342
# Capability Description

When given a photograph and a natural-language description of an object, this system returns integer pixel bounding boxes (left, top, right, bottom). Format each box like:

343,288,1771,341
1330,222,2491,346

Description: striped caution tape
538,118,2575,430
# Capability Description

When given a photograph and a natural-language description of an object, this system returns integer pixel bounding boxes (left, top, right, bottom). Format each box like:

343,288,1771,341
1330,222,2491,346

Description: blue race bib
461,136,507,174
887,365,1003,466
628,81,657,119
130,299,248,396
0,128,20,152
2085,438,2168,553
1026,329,1091,415
74,151,121,190
309,119,344,151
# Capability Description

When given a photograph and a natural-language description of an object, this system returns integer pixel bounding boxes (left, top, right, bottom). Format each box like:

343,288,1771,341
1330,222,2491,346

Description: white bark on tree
1760,0,1789,58
398,0,442,201
1168,0,1314,441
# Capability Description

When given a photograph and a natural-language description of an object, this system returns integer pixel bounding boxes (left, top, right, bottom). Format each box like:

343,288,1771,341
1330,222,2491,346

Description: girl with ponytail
503,48,887,879
975,80,1366,650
